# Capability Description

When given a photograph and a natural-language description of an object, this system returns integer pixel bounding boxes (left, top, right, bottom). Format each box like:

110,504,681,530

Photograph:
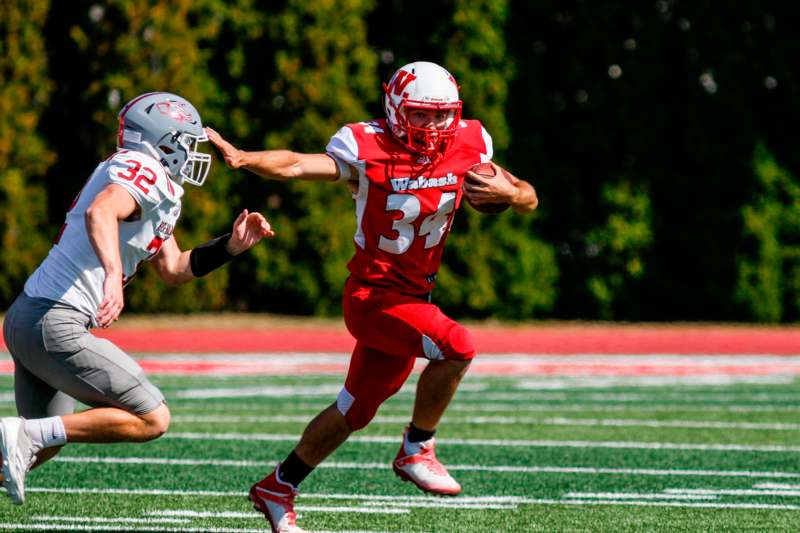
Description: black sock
407,423,436,443
278,451,314,488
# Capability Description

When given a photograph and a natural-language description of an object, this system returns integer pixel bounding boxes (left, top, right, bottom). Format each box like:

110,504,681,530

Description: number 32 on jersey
378,191,456,254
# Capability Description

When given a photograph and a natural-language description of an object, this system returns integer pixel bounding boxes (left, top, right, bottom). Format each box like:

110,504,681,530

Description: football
464,162,511,214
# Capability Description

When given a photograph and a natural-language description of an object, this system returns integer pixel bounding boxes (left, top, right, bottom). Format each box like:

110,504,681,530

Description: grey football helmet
117,92,211,186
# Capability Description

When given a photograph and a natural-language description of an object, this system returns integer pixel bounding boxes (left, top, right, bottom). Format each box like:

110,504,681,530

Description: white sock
24,416,67,450
403,432,430,455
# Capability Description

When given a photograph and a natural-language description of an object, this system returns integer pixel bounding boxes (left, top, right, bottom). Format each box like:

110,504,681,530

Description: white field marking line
550,499,800,510
564,492,716,500
21,486,800,513
666,488,800,497
28,486,535,504
755,483,800,489
32,516,190,524
515,375,797,388
170,386,800,403
0,526,396,533
29,487,245,497
359,501,517,510
164,432,800,452
300,506,410,514
453,392,800,402
186,402,800,413
50,456,800,479
152,508,408,517
173,385,343,399
0,525,268,532
171,414,800,431
41,456,795,480
132,354,800,364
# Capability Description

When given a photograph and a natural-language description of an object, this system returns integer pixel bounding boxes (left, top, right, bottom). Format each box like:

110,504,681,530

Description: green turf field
0,372,799,532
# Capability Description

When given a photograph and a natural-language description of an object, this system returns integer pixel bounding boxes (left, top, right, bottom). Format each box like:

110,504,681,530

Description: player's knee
140,403,170,441
337,387,387,431
432,323,475,361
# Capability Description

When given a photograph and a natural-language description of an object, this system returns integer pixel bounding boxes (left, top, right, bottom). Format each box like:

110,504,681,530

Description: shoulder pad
107,150,181,209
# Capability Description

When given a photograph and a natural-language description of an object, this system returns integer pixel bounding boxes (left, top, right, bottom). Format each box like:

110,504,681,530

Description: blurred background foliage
1,0,798,322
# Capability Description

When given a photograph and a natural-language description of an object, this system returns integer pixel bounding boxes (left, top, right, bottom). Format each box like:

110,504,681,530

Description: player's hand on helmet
226,209,275,255
464,162,518,205
205,127,244,169
97,273,124,328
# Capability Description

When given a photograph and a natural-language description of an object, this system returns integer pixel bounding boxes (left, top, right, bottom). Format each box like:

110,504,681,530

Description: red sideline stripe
0,359,798,376
1,326,798,354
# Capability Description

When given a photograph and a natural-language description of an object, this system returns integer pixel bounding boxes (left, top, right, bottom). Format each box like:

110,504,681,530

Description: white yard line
0,525,267,532
54,455,800,479
171,414,800,431
162,431,800,452
0,527,395,533
32,516,190,524
564,492,715,500
18,488,800,514
515,375,796,388
755,483,800,489
548,499,800,510
169,384,800,403
666,488,800,497
152,508,408,517
360,501,517,510
190,402,800,413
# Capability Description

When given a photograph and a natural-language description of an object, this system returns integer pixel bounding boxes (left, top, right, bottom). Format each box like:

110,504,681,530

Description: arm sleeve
326,126,364,182
480,125,495,162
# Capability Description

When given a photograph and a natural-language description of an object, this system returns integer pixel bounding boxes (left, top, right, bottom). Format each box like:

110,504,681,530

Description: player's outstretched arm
205,127,339,182
85,184,140,328
464,162,539,214
151,209,274,285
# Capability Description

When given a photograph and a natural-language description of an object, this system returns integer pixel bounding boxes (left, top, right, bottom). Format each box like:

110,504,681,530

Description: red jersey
326,118,493,294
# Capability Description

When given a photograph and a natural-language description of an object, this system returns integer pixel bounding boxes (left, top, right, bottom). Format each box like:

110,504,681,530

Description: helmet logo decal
155,101,195,123
388,70,416,98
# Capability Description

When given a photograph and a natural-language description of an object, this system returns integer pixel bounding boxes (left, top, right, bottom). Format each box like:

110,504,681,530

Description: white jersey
25,150,183,323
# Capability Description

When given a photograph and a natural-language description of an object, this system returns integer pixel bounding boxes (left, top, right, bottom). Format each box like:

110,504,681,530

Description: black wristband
189,233,234,277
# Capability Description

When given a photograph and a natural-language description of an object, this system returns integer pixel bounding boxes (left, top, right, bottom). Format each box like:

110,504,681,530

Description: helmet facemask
143,130,211,187
396,100,462,158
175,131,211,186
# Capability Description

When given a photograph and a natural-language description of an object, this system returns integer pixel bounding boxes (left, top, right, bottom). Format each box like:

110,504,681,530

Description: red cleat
248,466,306,533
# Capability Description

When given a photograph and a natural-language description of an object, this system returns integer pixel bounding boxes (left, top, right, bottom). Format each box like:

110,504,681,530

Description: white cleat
393,430,461,496
249,466,306,533
0,417,36,505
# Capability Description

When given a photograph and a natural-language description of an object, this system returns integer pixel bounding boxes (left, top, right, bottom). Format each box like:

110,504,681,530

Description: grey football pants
2,293,164,418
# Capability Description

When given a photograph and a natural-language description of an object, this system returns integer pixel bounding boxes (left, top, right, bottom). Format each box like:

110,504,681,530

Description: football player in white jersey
0,92,274,505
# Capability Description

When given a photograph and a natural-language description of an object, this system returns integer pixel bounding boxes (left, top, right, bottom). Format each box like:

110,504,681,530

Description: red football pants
338,276,475,430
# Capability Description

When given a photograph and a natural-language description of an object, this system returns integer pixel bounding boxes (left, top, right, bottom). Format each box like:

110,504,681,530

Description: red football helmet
383,61,462,159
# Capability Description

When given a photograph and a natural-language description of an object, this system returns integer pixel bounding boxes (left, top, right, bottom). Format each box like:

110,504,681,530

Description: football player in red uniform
207,61,537,533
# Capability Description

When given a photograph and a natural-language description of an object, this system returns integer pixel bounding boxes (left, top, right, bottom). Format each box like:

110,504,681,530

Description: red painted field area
2,324,799,376
47,325,800,354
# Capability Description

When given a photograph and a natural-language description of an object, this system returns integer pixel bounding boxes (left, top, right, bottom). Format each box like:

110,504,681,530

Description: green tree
436,0,559,318
736,144,800,322
44,0,234,312
0,0,54,306
226,0,378,314
585,179,653,319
